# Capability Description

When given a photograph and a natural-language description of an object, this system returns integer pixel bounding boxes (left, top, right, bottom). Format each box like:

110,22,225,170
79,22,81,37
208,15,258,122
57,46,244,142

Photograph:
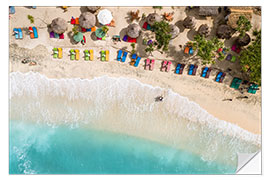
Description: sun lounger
216,72,226,82
33,27,38,38
205,68,211,78
201,67,208,78
134,56,141,67
50,31,55,38
54,33,59,39
226,54,232,61
84,50,90,61
166,61,172,72
59,33,64,39
142,22,151,30
230,77,242,89
117,50,123,61
53,48,58,59
13,28,19,39
75,49,79,60
70,49,75,60
179,64,185,74
130,54,137,66
122,35,128,42
189,48,193,55
105,50,109,61
145,59,150,70
90,50,94,61
220,73,226,83
184,47,189,54
192,65,198,75
122,51,128,62
188,64,194,75
101,51,106,61
248,83,259,94
29,27,34,39
58,48,62,59
175,63,181,74
161,61,168,72
231,56,236,63
127,36,137,43
150,60,155,71
75,18,79,25
18,28,23,39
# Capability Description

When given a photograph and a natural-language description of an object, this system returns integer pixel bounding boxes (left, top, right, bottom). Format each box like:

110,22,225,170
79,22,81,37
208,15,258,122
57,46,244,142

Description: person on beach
155,96,163,102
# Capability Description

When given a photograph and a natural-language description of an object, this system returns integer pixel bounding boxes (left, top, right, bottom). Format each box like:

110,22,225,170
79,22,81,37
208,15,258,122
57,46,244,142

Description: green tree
27,15,34,23
236,15,252,37
151,21,172,53
130,43,136,54
239,29,261,85
145,43,155,55
193,35,224,64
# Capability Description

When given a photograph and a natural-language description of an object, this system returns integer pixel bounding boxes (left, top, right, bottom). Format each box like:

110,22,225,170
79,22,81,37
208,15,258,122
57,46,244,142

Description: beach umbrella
169,24,180,39
87,6,101,13
79,12,96,29
216,24,232,39
199,6,219,16
73,32,84,42
51,17,68,34
198,24,210,37
146,13,161,26
127,23,141,38
95,28,106,38
183,16,196,29
97,9,113,25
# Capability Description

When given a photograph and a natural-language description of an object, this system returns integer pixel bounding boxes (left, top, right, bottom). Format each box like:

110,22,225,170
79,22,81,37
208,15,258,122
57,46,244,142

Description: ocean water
9,72,261,174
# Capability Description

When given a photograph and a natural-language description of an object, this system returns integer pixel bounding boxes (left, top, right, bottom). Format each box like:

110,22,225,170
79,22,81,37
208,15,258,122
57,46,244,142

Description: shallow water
9,72,261,174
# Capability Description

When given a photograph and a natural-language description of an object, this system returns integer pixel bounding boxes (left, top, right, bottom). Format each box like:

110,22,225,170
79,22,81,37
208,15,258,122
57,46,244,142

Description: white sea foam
9,71,261,165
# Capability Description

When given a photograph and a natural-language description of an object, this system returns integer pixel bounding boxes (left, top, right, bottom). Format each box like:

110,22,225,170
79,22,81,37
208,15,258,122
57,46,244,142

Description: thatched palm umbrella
79,12,96,29
183,16,196,29
198,24,210,37
199,6,219,16
216,24,232,39
146,13,161,26
51,17,68,34
127,23,141,38
87,6,101,13
236,33,251,46
169,24,180,39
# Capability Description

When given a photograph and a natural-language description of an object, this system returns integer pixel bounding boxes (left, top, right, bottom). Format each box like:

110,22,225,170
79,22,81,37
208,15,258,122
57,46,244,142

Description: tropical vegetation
27,15,34,23
236,15,252,37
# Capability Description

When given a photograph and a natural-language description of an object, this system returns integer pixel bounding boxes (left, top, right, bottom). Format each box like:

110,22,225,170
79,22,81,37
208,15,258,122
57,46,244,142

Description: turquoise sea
9,72,261,174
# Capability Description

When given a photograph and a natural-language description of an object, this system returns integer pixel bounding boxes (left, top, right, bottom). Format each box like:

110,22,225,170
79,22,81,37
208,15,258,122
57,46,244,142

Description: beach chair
175,63,181,74
122,35,128,42
54,33,59,39
201,67,208,78
58,48,62,59
145,59,150,70
134,56,141,67
122,51,128,62
130,54,137,66
189,48,194,55
90,50,94,61
18,28,23,39
188,64,194,75
59,33,64,39
101,51,106,61
205,68,212,78
220,73,226,83
33,27,38,38
248,84,259,94
117,50,123,61
150,60,155,71
166,61,172,72
75,18,79,25
70,49,75,60
50,31,55,38
226,54,232,61
216,72,226,82
13,28,19,39
52,48,58,59
161,61,168,72
105,50,109,61
29,27,34,39
84,50,90,61
180,64,186,74
184,47,189,54
75,49,80,60
230,77,242,89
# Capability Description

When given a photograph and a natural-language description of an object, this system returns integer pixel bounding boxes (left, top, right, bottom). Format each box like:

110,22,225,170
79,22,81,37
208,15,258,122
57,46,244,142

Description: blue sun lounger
175,63,181,74
33,27,38,38
188,65,194,75
134,56,141,67
13,28,19,39
117,50,123,61
201,67,208,78
18,28,23,39
122,51,128,62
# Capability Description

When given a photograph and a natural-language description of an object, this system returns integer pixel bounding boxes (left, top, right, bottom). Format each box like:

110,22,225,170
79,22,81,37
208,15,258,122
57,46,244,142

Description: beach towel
75,18,79,25
142,22,151,30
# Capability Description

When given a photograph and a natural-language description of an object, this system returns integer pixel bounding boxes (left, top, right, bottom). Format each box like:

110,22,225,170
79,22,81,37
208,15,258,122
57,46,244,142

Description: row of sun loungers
13,27,39,39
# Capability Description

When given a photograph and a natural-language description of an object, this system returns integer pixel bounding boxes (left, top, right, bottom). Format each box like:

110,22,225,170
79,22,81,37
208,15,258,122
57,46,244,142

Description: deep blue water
9,120,236,174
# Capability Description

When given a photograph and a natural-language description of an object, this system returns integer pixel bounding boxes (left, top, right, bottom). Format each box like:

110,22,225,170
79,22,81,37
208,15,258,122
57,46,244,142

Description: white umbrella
97,9,113,25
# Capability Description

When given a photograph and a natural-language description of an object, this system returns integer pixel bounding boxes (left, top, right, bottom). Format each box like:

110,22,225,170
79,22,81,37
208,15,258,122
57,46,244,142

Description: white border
2,0,268,179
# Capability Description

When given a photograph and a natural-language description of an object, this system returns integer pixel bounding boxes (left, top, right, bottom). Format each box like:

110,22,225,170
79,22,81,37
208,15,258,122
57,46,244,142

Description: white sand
9,6,261,135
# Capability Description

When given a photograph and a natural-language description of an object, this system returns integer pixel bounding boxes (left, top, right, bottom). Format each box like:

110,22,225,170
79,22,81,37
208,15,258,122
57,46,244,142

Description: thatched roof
199,6,219,16
227,7,253,29
87,6,101,13
183,16,196,29
79,12,96,29
127,23,141,38
146,13,161,26
216,24,232,39
51,17,67,34
198,24,210,37
169,24,180,39
236,33,251,46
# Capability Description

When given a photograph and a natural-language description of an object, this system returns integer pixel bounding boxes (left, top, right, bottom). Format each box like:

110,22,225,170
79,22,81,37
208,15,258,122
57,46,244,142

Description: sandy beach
9,6,261,136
